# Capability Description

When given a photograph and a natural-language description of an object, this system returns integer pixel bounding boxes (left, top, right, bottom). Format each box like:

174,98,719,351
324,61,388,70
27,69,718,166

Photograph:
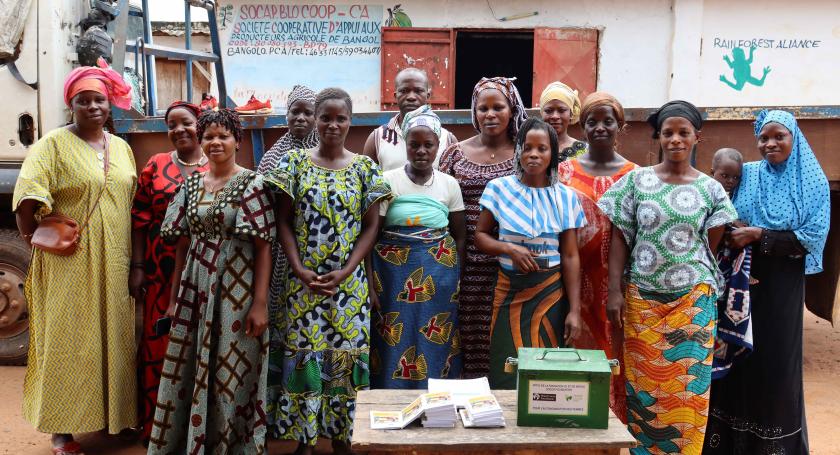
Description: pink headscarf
63,57,132,110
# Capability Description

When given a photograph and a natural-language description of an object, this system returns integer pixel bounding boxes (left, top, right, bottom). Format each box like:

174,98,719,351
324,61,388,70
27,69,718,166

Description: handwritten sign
219,2,383,112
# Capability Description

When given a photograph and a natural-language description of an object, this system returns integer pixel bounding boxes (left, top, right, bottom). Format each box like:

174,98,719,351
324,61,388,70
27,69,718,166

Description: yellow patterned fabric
13,127,137,433
623,283,717,455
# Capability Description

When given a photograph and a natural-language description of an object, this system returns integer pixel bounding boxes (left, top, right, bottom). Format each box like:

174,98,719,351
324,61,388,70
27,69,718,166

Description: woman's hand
309,270,348,296
165,298,177,319
729,226,762,249
564,310,582,346
294,267,328,295
606,288,625,329
507,244,540,273
245,300,268,337
369,287,381,311
129,267,145,302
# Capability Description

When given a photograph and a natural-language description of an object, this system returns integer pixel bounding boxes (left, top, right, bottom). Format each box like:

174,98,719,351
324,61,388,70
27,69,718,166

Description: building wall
697,0,838,107
217,0,675,110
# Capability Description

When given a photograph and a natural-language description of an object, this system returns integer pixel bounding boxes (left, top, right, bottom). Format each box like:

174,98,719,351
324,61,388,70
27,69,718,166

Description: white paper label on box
527,380,589,416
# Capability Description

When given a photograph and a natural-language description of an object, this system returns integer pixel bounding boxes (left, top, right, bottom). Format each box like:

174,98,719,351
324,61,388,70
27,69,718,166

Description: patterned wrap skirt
370,226,462,388
623,283,717,455
488,267,568,389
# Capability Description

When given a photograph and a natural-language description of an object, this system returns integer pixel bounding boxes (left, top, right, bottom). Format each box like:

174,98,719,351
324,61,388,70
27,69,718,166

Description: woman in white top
369,105,467,388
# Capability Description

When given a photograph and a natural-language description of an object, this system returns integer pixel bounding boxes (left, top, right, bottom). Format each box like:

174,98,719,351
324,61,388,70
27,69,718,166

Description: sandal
51,441,84,455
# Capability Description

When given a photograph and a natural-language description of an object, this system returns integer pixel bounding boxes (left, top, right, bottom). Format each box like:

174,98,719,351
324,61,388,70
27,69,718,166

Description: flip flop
51,440,84,455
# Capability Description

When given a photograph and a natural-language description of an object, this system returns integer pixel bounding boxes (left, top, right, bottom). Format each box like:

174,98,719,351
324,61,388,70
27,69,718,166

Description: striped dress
478,175,587,388
438,143,514,378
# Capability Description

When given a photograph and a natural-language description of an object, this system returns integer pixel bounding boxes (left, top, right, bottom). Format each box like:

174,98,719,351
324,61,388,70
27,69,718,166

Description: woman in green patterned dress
148,109,275,454
265,88,390,455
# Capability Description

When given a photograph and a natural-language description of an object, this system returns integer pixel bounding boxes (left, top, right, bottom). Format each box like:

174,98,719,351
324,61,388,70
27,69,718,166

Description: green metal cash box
506,348,616,429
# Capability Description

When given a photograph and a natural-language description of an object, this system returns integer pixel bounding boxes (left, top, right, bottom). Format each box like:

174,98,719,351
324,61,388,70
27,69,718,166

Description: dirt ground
1,310,838,455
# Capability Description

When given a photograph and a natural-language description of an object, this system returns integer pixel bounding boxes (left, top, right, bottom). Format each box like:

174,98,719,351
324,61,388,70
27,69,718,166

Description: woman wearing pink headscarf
13,59,137,454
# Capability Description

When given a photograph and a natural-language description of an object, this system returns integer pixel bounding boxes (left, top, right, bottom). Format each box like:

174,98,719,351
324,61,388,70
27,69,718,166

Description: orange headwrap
63,57,132,109
580,91,625,127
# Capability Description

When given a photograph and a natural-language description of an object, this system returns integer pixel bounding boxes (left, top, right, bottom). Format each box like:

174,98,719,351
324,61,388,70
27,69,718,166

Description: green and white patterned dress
149,170,275,455
264,149,390,445
597,167,737,293
596,167,736,454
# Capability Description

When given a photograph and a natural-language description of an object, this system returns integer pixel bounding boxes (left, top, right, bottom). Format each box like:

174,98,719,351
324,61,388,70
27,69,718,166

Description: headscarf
400,105,442,140
164,100,201,122
286,84,316,112
63,57,132,110
471,76,528,137
257,85,319,173
733,110,830,274
539,81,582,124
580,91,625,127
646,100,702,137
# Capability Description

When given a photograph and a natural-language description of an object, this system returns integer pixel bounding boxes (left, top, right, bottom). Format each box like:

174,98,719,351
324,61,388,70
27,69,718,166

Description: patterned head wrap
286,84,316,110
539,81,582,124
733,110,830,274
257,85,319,173
646,100,703,137
63,57,132,110
165,100,201,122
471,76,529,138
580,91,625,127
400,105,442,140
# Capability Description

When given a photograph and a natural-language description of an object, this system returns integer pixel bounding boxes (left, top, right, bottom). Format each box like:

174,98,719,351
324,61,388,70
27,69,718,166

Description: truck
0,0,229,364
1,0,838,364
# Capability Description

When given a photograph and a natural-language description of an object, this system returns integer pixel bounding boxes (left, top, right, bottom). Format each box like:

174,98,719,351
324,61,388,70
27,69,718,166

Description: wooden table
352,389,636,455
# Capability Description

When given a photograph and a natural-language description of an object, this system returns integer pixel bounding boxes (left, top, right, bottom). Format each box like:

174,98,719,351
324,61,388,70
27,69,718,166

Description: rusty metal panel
532,28,598,107
381,27,455,110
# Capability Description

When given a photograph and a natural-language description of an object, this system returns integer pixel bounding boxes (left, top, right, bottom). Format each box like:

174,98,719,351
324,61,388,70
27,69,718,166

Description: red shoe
235,95,272,114
199,93,218,111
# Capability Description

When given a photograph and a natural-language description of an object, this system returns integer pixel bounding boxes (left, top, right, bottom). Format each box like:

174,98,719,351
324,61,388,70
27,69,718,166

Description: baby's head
711,148,743,195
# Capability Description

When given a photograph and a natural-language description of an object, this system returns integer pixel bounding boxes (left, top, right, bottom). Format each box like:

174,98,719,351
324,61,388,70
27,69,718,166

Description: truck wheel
0,229,30,365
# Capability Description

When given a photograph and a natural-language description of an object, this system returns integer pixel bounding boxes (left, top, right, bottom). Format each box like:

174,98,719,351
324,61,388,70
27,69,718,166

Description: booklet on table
426,377,492,408
370,391,457,430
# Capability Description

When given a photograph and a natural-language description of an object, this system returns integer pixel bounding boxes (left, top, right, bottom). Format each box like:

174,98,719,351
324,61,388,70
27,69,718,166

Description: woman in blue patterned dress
369,105,466,389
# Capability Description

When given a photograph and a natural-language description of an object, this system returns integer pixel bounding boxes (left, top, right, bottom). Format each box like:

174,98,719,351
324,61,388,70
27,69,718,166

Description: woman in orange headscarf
13,59,137,454
557,92,637,423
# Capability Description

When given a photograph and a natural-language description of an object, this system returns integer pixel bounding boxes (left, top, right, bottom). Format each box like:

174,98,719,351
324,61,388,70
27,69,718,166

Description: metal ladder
111,0,228,117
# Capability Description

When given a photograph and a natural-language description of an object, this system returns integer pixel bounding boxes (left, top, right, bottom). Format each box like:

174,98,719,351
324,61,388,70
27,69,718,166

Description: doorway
454,31,534,109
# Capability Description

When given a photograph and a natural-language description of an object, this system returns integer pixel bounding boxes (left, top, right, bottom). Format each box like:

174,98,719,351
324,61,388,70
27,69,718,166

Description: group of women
12,60,829,455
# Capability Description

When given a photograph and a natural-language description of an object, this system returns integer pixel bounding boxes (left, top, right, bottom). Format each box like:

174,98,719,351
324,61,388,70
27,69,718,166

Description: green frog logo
719,47,771,91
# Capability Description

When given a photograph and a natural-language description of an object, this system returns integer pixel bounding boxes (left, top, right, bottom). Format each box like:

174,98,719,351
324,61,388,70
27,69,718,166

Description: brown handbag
31,134,110,256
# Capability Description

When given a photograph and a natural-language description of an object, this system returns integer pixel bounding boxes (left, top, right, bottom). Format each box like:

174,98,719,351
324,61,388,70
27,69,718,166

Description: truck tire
0,229,30,365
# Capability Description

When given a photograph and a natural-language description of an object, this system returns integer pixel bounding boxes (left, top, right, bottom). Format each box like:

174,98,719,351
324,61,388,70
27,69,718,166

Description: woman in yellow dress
13,60,137,455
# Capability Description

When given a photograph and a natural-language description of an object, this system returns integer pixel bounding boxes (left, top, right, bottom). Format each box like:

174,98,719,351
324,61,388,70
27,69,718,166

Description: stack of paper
427,377,492,408
420,391,457,428
459,394,505,427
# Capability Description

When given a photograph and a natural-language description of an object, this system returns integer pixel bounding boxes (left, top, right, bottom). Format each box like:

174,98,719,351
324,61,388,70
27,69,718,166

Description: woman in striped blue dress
474,118,586,389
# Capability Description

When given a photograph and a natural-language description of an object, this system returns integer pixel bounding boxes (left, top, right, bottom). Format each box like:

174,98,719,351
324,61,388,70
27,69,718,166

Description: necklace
405,165,435,187
204,170,238,193
490,152,496,160
175,153,206,167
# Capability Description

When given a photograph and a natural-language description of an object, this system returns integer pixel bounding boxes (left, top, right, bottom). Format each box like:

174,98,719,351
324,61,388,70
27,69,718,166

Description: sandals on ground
51,440,84,455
